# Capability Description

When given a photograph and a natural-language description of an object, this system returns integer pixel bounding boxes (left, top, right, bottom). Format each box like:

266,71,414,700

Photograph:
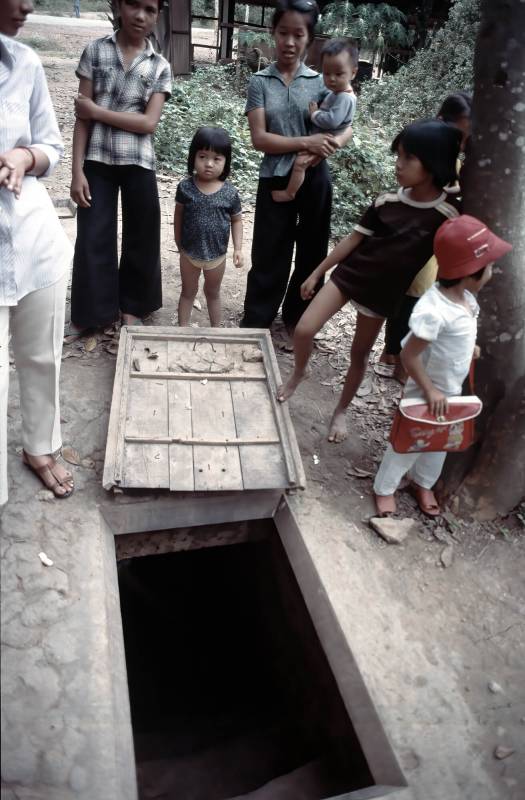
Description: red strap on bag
389,362,482,454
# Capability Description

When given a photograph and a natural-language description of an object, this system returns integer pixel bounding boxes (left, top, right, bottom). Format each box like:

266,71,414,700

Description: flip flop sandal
22,451,74,499
122,318,144,327
409,483,441,518
374,492,397,516
374,363,396,378
64,320,89,343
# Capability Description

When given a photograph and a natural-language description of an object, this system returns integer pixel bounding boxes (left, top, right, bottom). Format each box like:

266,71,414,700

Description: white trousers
373,444,447,496
0,273,68,505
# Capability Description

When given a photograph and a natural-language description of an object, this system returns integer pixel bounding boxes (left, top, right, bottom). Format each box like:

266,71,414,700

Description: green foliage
156,65,394,235
319,2,413,52
34,0,108,13
359,0,480,136
155,66,261,197
237,29,274,49
330,123,394,240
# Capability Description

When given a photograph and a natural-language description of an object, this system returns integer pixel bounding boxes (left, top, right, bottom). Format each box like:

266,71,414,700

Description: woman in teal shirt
241,0,352,332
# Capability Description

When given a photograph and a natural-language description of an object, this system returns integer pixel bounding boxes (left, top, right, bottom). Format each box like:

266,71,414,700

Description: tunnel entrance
116,519,374,800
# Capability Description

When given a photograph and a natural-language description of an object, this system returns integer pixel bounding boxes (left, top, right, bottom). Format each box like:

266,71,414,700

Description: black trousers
384,294,419,355
71,161,162,328
241,159,332,330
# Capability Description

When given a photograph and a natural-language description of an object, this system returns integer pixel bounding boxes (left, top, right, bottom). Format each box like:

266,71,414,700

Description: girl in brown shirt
277,120,462,443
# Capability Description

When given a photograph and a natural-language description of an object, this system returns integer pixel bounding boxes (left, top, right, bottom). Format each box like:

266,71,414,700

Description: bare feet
121,313,143,326
272,189,295,203
277,370,308,402
327,406,348,442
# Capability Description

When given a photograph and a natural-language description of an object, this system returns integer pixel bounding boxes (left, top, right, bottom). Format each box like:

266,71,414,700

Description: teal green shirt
245,61,325,178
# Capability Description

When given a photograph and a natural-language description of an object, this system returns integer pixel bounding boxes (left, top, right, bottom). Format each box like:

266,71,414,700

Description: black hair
120,0,163,10
437,91,472,123
439,265,487,288
187,126,232,181
271,0,320,44
391,119,462,189
321,37,359,69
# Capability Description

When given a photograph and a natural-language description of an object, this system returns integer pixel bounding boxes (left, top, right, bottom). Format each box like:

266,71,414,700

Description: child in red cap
373,215,512,517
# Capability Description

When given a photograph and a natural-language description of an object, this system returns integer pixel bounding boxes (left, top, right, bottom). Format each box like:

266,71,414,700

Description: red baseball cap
434,215,512,279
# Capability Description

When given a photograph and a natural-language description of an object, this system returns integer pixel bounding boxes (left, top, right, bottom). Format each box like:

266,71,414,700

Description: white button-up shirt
0,33,72,306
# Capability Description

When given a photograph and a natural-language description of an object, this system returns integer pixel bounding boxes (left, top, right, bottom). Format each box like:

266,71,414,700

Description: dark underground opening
117,519,374,800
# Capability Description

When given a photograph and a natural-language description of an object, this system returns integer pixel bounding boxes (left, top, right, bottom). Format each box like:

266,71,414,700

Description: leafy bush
155,66,261,198
319,2,413,53
330,123,393,239
359,0,480,135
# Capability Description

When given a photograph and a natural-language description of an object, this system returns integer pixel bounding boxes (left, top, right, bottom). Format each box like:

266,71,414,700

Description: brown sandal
409,483,441,518
22,451,74,499
374,492,397,516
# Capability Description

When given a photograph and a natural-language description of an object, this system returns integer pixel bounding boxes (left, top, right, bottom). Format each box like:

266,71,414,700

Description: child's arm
247,108,337,159
301,231,364,299
74,91,166,135
231,214,244,268
174,202,183,251
401,335,449,417
310,93,354,131
70,77,93,207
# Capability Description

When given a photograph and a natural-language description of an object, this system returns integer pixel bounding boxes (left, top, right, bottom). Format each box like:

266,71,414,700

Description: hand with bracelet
0,145,35,199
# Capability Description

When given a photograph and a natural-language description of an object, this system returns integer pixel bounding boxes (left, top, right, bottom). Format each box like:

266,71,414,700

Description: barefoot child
67,0,171,337
373,215,511,517
174,127,243,327
377,92,473,383
272,38,357,203
277,120,463,442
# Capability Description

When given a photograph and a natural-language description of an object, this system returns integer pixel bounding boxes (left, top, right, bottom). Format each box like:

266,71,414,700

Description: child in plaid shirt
67,0,171,337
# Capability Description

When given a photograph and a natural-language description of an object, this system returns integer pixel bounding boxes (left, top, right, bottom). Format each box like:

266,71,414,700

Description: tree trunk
443,0,525,519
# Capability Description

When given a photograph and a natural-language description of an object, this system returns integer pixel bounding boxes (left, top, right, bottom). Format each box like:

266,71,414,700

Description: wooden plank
129,338,168,373
125,436,280,445
190,379,243,490
238,444,287,489
223,342,266,378
231,380,286,489
104,327,305,492
130,371,265,381
103,328,132,489
167,340,194,491
122,443,169,489
258,331,306,489
124,375,169,487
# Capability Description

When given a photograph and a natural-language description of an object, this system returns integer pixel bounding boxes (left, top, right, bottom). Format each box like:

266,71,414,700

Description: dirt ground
5,15,525,800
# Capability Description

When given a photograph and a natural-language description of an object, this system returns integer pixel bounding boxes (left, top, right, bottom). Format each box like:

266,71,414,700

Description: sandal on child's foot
409,483,441,517
374,492,397,516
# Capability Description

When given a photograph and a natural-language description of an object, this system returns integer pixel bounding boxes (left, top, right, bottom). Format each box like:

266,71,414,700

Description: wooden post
219,0,235,60
170,0,191,75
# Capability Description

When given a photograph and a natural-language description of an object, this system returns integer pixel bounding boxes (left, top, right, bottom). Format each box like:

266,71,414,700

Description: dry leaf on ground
62,446,81,466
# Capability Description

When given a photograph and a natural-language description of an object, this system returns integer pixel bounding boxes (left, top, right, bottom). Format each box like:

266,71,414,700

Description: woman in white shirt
0,0,74,502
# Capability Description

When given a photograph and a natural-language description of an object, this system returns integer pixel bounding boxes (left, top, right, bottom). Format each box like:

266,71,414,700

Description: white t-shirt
402,283,479,397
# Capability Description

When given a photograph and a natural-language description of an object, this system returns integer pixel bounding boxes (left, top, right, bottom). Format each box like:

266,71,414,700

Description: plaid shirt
76,32,171,171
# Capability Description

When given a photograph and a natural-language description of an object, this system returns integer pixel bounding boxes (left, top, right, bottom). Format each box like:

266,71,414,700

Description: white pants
373,444,447,496
0,273,68,505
